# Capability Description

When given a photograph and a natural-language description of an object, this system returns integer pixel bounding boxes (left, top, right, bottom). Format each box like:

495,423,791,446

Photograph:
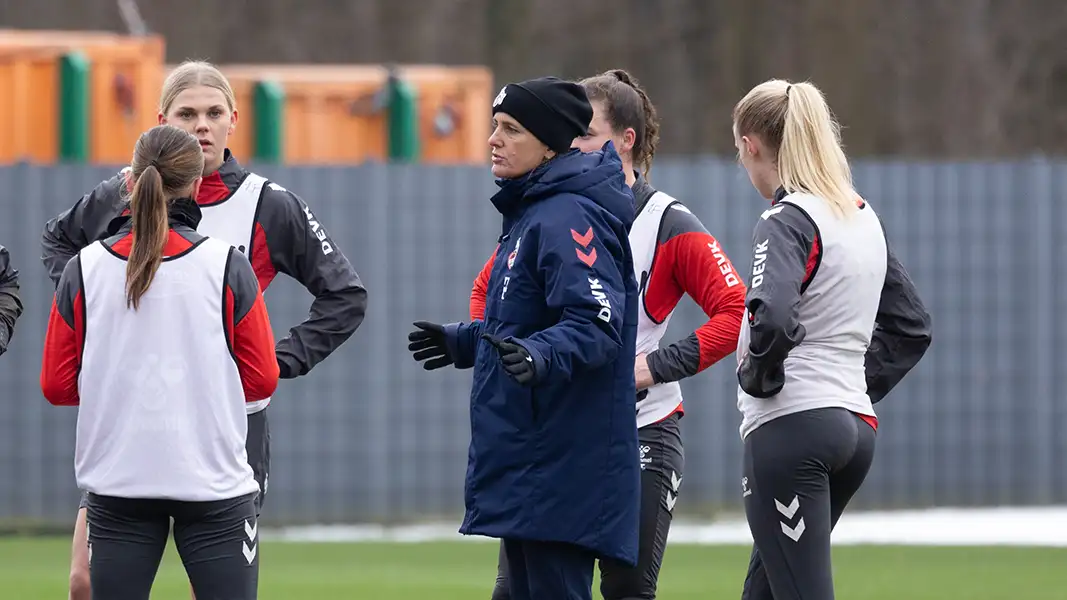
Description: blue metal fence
0,157,1063,527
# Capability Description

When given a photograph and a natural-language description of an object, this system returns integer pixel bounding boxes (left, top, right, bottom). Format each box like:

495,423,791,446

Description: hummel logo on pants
85,491,261,599
739,408,876,600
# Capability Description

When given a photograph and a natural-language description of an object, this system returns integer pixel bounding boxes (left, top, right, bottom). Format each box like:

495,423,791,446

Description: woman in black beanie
480,70,749,600
408,76,642,600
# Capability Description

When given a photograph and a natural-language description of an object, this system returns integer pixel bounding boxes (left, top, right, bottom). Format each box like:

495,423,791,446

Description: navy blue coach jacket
444,143,641,566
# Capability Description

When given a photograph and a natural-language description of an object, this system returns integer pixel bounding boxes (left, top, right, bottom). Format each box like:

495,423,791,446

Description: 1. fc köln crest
507,237,521,269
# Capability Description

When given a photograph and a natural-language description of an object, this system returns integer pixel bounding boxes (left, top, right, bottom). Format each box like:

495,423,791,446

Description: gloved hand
408,321,454,370
482,334,536,385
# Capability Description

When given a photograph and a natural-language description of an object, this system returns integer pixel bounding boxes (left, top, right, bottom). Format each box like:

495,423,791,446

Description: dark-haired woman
41,124,279,600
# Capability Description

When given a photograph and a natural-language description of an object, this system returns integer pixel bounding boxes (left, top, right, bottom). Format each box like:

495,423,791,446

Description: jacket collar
112,197,202,235
490,158,557,218
215,148,249,192
489,158,565,243
631,171,656,215
167,197,203,230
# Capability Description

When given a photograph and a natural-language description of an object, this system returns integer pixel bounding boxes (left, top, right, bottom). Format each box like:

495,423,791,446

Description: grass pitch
0,537,1062,598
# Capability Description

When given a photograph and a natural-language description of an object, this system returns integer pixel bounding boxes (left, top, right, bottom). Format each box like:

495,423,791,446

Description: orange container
0,47,62,163
402,65,494,165
199,64,493,165
216,65,388,164
0,29,165,164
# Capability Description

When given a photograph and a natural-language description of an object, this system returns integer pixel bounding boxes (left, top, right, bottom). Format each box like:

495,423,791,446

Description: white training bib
629,191,686,428
197,173,272,414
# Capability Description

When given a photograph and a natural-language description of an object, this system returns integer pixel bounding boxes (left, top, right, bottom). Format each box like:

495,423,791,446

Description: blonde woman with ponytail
41,124,279,600
731,79,932,599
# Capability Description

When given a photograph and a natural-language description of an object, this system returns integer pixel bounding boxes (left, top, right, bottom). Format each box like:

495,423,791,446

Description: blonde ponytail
778,83,856,218
733,79,858,218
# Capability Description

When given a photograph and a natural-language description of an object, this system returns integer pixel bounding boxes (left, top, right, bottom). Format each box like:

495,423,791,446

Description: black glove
408,321,454,370
482,334,536,385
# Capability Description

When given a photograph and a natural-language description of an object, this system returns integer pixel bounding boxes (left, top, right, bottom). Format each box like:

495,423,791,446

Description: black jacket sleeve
41,170,129,287
864,229,932,403
737,204,814,398
257,183,368,379
0,246,23,354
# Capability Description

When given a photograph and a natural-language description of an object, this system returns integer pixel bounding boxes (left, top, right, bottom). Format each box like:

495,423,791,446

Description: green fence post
253,80,285,164
387,73,420,163
58,51,90,163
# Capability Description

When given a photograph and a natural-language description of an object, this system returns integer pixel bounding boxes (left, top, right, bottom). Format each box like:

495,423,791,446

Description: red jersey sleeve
644,205,747,383
40,256,86,406
224,249,280,401
469,248,496,321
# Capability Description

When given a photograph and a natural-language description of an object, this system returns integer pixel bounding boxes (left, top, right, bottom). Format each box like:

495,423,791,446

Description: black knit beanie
491,76,593,154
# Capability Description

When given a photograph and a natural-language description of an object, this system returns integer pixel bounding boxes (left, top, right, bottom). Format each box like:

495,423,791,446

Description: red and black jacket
40,150,368,379
40,199,280,406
